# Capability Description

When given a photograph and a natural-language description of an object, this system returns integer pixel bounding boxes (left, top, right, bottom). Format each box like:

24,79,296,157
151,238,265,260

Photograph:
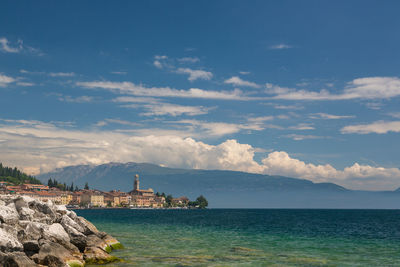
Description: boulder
61,222,87,252
83,246,119,265
103,233,124,250
18,207,35,221
74,216,99,236
54,205,68,215
43,223,70,245
60,214,85,234
0,227,23,252
22,221,46,241
33,242,84,267
28,201,56,220
14,196,35,211
67,210,77,220
22,240,40,257
2,251,38,267
86,234,109,251
0,204,19,225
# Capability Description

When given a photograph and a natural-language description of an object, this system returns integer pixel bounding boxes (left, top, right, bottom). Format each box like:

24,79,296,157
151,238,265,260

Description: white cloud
284,134,323,141
19,69,45,75
388,112,400,119
269,44,292,50
140,103,213,117
0,37,22,53
309,113,355,120
288,123,314,130
341,121,400,134
171,119,265,136
111,71,127,75
77,80,256,100
0,74,16,87
16,82,35,87
261,151,400,190
266,77,400,101
344,77,400,99
247,116,274,123
224,76,260,88
95,118,141,127
48,72,75,77
365,102,383,110
178,57,200,63
153,55,168,69
239,71,250,75
154,55,168,60
0,37,43,55
275,105,304,110
175,68,213,81
1,118,400,190
114,96,214,117
0,119,263,174
58,95,94,103
153,60,163,69
113,96,160,103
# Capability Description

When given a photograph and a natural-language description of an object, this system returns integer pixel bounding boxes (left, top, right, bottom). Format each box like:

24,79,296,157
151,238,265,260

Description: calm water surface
75,209,400,266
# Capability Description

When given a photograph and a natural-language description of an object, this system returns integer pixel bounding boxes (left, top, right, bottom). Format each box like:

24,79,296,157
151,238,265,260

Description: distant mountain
38,162,400,208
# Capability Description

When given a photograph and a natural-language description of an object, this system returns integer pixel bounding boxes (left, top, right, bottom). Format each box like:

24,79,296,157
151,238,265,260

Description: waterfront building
34,191,61,204
129,174,165,208
103,192,120,207
21,184,49,191
60,193,73,205
71,191,83,205
81,190,105,207
172,196,190,206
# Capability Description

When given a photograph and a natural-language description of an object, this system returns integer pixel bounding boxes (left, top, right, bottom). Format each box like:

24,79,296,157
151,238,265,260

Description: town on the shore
0,164,208,209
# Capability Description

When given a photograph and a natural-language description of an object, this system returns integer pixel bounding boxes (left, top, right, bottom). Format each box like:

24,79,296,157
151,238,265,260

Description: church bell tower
134,174,139,191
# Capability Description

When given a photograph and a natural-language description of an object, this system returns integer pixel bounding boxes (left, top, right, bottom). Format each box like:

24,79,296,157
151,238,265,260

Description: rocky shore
0,195,122,266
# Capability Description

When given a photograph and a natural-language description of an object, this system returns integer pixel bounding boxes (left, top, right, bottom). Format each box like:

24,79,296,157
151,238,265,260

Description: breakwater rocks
0,195,123,266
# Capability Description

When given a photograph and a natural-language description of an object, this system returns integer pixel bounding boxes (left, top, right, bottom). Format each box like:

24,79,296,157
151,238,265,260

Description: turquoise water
76,209,400,266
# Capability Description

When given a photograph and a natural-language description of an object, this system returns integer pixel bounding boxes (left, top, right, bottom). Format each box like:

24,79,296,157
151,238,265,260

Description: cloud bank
0,119,399,190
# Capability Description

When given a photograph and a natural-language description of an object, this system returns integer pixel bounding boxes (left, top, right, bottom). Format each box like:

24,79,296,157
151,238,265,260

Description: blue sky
1,1,400,190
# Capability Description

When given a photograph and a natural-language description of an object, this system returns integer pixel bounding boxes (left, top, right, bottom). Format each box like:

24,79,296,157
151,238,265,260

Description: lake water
75,209,400,266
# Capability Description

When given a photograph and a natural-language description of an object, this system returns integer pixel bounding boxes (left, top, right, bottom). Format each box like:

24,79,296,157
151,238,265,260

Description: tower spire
134,174,139,191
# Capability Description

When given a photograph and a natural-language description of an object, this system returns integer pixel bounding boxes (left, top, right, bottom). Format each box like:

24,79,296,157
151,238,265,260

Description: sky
1,0,400,190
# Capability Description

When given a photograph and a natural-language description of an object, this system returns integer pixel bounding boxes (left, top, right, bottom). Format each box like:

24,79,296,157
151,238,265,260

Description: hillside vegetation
0,163,42,185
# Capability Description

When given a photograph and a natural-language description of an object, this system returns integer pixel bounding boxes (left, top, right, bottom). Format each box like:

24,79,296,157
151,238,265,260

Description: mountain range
38,162,400,208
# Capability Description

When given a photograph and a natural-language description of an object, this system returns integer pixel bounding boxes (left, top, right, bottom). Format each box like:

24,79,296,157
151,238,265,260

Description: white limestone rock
61,214,85,234
0,203,19,225
55,204,68,215
74,216,99,236
67,209,77,220
18,206,35,221
43,223,71,245
0,227,23,252
23,221,46,241
33,241,84,267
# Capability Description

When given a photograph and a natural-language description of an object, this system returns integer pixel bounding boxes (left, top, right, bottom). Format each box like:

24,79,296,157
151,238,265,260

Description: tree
196,195,208,209
84,182,89,190
48,178,53,187
75,185,79,191
165,195,173,207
